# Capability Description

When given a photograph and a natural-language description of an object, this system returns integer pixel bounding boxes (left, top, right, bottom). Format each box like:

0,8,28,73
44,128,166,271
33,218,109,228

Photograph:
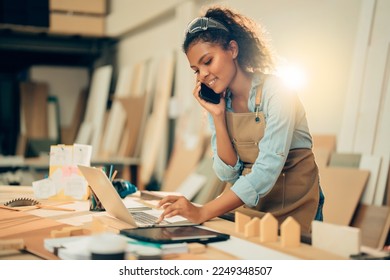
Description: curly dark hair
182,6,275,74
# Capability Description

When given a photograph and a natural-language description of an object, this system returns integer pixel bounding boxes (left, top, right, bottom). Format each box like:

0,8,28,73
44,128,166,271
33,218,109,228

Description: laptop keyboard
131,211,169,225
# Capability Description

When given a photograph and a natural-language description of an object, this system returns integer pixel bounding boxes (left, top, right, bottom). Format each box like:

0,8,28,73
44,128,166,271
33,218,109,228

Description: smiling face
186,40,239,94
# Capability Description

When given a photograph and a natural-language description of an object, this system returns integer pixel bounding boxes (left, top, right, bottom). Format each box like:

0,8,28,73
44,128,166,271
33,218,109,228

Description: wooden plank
312,134,337,152
0,209,63,260
117,96,146,157
20,82,48,139
139,53,175,187
100,65,134,157
329,152,361,168
337,0,375,152
133,58,158,158
61,88,88,145
373,43,390,206
100,102,127,157
191,146,225,205
117,61,151,158
313,148,331,169
387,165,390,206
115,65,134,97
320,167,369,226
351,203,390,250
162,135,204,192
359,155,382,205
75,65,112,158
312,135,336,170
353,43,388,154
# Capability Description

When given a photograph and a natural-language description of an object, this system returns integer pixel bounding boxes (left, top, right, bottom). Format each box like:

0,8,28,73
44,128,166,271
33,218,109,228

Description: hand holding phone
199,83,220,104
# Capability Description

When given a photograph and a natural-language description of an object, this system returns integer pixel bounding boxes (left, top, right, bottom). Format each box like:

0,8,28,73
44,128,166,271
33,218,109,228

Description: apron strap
255,74,266,122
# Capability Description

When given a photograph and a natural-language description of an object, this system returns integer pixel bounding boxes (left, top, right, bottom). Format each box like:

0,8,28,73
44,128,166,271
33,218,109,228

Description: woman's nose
199,69,209,80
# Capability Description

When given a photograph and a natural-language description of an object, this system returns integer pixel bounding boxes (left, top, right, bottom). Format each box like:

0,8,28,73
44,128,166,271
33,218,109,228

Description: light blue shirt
208,73,313,207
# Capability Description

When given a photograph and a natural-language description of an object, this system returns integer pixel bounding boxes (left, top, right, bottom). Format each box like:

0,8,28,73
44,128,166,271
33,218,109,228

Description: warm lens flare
276,64,307,91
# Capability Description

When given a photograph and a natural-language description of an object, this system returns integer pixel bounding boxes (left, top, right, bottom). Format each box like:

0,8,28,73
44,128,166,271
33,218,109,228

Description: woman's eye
205,59,212,65
193,70,199,74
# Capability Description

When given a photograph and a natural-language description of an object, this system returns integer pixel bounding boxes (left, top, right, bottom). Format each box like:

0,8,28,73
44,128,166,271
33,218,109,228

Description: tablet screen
120,226,230,244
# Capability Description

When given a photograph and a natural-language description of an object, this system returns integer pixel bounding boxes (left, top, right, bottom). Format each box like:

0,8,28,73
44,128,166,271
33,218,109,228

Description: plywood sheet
359,155,382,205
61,88,88,145
20,82,49,139
320,167,370,226
329,152,361,168
139,53,175,187
313,148,331,169
312,134,337,153
0,209,64,260
387,165,390,206
162,135,204,192
351,203,390,250
75,65,112,158
100,101,127,157
192,149,225,205
117,96,146,157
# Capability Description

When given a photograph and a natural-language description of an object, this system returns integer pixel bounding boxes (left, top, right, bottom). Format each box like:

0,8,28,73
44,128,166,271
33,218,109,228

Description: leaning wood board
319,167,370,226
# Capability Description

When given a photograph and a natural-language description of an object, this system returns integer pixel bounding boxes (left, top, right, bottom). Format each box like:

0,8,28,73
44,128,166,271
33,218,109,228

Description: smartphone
199,83,220,104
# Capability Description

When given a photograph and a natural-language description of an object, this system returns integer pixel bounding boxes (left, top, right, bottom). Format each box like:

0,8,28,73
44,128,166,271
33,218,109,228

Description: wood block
0,239,25,251
312,220,361,258
188,243,206,254
50,229,71,238
280,217,300,248
260,213,278,242
62,226,85,236
244,217,260,237
235,211,251,234
50,0,107,15
89,217,109,234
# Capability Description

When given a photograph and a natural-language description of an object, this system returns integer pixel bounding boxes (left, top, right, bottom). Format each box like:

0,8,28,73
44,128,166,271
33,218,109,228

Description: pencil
108,164,114,180
111,170,118,182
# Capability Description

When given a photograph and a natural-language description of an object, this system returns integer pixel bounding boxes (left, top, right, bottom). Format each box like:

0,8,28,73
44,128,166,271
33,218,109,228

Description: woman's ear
228,40,239,59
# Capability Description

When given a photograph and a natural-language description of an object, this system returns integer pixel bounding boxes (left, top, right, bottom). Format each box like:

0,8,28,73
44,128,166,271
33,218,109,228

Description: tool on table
0,197,74,212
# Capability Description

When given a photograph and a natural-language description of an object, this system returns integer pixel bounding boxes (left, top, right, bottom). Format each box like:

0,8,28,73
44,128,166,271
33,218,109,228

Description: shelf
0,26,118,71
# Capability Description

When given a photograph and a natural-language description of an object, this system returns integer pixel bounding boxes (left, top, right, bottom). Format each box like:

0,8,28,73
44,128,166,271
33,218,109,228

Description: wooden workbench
0,185,345,260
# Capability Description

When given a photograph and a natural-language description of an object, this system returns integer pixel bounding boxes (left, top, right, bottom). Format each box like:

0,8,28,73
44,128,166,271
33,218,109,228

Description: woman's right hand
193,81,226,117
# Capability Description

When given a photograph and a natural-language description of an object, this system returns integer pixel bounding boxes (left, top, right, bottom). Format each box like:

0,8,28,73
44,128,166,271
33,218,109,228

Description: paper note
32,178,57,199
32,144,92,201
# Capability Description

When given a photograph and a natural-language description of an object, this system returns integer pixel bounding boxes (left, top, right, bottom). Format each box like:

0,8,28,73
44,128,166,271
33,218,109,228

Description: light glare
277,64,307,91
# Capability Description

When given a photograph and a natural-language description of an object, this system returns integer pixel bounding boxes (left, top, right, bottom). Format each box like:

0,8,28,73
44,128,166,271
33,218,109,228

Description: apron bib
225,76,319,234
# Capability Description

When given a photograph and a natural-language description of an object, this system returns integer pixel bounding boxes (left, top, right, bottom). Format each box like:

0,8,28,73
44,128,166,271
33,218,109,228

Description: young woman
157,6,324,234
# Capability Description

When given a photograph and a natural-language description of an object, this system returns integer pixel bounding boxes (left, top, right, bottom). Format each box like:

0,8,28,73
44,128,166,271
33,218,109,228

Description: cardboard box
50,0,107,15
50,13,105,36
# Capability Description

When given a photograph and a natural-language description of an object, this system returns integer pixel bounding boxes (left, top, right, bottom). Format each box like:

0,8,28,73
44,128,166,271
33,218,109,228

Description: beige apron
225,76,319,234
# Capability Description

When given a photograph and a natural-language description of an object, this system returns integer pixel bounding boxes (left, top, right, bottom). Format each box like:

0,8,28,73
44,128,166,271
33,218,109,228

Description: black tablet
120,226,230,244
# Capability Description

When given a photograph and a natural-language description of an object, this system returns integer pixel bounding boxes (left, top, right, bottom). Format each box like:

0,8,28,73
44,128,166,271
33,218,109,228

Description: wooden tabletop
0,185,345,260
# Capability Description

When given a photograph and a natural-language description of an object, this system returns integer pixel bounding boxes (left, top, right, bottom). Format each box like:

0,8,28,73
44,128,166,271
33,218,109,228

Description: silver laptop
78,165,198,228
